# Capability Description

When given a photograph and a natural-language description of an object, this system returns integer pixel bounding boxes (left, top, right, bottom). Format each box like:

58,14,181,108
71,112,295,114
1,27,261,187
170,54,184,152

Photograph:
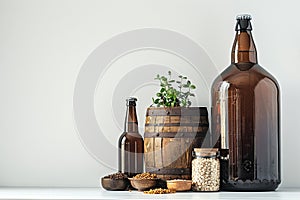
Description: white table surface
0,187,299,200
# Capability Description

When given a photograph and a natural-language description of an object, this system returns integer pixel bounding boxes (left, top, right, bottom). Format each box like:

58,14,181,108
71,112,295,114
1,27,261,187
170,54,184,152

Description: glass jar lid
193,148,219,157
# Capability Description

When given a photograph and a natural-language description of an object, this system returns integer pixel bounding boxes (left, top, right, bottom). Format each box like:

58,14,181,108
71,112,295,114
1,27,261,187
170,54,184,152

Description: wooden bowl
101,177,130,191
166,179,192,191
128,178,157,191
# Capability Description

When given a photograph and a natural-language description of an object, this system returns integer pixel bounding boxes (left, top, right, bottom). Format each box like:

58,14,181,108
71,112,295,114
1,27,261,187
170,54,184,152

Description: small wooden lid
193,148,219,157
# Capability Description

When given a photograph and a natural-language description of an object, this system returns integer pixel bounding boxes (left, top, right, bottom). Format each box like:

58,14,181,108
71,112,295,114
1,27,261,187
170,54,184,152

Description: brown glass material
118,98,144,177
211,16,281,191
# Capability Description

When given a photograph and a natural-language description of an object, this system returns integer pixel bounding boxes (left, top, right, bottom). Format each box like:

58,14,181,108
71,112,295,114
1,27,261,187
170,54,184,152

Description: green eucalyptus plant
152,71,196,107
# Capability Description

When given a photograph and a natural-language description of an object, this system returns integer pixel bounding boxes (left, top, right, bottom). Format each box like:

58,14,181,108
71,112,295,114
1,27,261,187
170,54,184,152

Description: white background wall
0,0,299,188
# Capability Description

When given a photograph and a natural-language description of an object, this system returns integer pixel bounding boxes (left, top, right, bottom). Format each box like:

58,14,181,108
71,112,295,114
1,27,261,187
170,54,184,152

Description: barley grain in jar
192,148,220,191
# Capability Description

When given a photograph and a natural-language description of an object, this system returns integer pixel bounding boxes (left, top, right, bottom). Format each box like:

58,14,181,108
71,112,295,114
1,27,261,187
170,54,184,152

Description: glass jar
192,148,220,192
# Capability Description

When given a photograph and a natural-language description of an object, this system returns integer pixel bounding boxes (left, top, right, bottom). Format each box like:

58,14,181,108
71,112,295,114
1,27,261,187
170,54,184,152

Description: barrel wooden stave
144,107,209,180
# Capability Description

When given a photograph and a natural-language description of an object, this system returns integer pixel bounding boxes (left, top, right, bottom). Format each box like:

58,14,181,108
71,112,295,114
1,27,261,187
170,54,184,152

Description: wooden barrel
144,107,209,180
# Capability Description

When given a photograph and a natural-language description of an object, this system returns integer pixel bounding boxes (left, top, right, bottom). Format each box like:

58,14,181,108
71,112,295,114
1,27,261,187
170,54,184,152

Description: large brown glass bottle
118,97,144,177
211,15,281,191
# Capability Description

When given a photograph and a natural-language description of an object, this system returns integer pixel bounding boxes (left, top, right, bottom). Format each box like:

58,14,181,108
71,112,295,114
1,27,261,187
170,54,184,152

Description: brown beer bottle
211,14,281,191
118,97,144,177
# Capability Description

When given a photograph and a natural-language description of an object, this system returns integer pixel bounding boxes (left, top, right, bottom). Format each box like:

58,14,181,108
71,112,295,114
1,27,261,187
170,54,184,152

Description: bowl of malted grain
101,172,130,191
128,172,158,191
166,179,192,191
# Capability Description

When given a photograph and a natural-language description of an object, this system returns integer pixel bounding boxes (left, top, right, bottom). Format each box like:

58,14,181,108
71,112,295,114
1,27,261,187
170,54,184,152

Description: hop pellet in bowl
128,172,158,191
101,172,130,191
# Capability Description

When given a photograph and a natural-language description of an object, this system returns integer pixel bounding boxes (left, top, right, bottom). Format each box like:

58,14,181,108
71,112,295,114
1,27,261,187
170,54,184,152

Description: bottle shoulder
119,132,143,142
212,63,280,91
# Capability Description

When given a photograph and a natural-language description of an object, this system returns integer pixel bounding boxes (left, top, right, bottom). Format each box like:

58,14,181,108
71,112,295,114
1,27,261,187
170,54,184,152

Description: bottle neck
231,30,258,65
124,105,139,133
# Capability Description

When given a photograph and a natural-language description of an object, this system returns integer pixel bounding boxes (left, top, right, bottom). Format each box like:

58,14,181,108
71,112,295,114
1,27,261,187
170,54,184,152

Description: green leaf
161,76,167,82
152,71,197,107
